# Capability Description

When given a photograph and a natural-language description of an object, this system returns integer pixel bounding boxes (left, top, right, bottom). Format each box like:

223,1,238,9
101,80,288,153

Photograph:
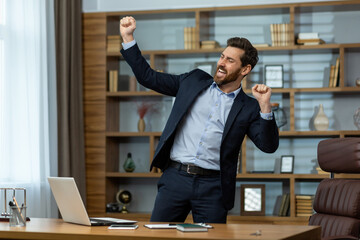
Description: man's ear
241,64,252,76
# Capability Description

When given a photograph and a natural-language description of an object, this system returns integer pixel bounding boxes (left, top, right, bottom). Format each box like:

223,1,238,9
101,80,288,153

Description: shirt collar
211,82,242,99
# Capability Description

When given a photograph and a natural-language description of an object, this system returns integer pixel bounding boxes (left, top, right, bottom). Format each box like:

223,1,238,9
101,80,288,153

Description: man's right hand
119,16,136,43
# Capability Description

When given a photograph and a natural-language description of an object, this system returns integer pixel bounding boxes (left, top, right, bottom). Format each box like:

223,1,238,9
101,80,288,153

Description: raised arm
120,16,136,43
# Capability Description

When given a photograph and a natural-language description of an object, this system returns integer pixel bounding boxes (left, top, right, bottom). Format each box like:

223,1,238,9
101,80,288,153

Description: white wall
82,0,336,12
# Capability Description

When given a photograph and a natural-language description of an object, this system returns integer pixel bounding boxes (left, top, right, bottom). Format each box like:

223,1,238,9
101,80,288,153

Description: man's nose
218,58,225,66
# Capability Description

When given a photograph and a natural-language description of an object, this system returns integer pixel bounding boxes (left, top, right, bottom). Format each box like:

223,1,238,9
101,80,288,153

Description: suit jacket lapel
222,88,246,143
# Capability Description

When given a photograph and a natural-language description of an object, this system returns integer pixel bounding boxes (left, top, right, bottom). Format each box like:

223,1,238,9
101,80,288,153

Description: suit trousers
150,165,228,223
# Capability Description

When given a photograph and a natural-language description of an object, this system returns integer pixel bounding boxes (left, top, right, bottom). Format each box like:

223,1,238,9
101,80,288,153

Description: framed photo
240,184,265,216
264,65,284,88
194,62,217,76
280,155,294,173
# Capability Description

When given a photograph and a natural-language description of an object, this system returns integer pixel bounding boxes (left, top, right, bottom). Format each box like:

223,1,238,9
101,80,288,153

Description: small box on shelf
107,35,122,52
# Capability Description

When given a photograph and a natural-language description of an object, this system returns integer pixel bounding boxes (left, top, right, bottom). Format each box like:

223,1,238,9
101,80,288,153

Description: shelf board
244,87,360,94
106,172,162,178
106,132,162,137
279,130,360,137
106,172,330,180
105,130,359,138
106,87,360,97
237,173,327,180
107,43,360,57
106,91,162,97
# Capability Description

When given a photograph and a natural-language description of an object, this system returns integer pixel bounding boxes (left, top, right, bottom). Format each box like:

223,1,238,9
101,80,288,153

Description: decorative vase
137,118,145,132
354,107,360,130
356,77,360,87
123,153,135,172
313,104,329,131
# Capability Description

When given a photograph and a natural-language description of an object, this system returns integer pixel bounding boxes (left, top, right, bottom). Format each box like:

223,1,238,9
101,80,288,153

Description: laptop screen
48,177,92,225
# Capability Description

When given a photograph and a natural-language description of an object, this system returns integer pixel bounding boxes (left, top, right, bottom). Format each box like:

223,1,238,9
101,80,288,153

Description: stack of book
295,195,314,217
296,32,325,45
200,40,220,49
108,70,118,92
184,27,197,49
278,193,290,216
270,23,291,46
329,57,340,87
107,35,122,52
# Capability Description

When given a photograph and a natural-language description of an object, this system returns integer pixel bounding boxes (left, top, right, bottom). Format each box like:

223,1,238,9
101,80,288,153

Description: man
120,16,279,223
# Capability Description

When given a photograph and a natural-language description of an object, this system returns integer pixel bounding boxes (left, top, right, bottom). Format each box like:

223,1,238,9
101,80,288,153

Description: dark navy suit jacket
121,44,279,210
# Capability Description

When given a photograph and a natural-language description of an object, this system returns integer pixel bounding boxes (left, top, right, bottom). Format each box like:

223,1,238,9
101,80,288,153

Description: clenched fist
252,84,272,113
119,16,136,43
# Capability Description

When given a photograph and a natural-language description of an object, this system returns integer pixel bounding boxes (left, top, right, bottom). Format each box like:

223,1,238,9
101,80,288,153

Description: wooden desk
0,218,320,240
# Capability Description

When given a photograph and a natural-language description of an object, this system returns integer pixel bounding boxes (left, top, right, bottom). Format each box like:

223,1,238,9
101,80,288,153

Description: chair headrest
318,138,360,173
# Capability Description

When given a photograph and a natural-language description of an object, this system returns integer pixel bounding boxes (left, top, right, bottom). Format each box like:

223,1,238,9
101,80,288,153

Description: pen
12,197,25,223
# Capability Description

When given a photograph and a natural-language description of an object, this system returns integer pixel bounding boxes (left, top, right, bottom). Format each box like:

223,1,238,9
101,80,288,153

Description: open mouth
217,67,227,78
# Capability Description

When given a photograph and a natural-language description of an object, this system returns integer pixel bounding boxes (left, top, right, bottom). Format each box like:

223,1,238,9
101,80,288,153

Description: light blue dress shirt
123,40,273,170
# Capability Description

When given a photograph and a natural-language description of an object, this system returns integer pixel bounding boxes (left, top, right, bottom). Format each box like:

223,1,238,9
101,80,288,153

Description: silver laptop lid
48,177,92,226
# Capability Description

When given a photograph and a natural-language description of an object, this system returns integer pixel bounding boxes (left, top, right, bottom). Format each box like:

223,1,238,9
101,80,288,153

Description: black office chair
309,138,360,240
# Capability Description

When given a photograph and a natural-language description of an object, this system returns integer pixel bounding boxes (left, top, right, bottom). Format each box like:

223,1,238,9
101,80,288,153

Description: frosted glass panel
119,97,173,132
132,13,195,50
118,137,150,173
246,137,328,174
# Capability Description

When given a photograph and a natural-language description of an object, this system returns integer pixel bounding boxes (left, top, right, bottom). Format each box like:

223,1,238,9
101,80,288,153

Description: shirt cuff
260,112,273,120
122,40,136,50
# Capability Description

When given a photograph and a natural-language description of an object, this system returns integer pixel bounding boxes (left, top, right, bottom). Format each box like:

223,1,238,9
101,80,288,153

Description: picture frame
264,65,284,88
240,184,265,216
194,62,217,76
280,155,294,173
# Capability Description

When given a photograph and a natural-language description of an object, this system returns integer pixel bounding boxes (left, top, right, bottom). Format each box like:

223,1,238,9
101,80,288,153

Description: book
333,57,340,87
253,43,270,48
298,32,319,39
296,213,313,217
107,35,122,52
270,23,291,46
176,223,208,232
200,40,220,49
184,27,197,50
329,65,335,87
295,195,314,200
296,38,325,45
278,193,290,216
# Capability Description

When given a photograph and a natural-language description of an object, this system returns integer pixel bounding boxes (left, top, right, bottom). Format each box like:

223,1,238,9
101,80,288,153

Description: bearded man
119,16,279,223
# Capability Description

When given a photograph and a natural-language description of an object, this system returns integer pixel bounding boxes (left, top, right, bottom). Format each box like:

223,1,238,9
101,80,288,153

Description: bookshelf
83,1,360,224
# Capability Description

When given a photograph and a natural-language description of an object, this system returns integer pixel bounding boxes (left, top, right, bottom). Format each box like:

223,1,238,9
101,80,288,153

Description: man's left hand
252,84,272,113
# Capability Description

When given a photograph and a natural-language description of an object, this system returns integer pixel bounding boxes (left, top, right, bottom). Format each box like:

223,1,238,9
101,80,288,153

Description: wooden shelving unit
83,0,360,224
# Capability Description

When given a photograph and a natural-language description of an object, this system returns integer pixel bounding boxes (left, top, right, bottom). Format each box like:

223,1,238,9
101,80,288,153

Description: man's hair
227,37,259,70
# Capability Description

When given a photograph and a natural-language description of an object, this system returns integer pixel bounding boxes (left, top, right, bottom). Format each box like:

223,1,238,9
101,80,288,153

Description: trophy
116,190,132,213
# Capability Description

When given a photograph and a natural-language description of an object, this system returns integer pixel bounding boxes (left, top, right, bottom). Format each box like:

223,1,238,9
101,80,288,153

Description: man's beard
213,66,241,86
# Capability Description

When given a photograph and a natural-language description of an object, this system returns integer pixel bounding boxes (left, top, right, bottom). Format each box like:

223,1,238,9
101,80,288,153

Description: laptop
48,177,137,226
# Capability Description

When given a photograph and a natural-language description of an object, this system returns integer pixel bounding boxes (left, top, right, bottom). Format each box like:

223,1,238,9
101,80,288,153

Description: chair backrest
309,138,360,240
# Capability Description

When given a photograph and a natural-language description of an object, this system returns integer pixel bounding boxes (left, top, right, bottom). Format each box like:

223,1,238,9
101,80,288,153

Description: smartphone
108,224,139,229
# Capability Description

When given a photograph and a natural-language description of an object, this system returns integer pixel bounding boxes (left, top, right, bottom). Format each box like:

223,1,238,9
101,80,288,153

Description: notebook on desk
48,177,137,226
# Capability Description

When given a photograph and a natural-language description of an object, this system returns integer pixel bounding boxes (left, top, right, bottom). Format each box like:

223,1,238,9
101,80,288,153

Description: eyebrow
221,53,236,62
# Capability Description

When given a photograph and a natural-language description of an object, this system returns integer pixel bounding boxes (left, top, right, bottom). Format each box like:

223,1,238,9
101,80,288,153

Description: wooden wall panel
83,12,107,215
84,103,106,132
